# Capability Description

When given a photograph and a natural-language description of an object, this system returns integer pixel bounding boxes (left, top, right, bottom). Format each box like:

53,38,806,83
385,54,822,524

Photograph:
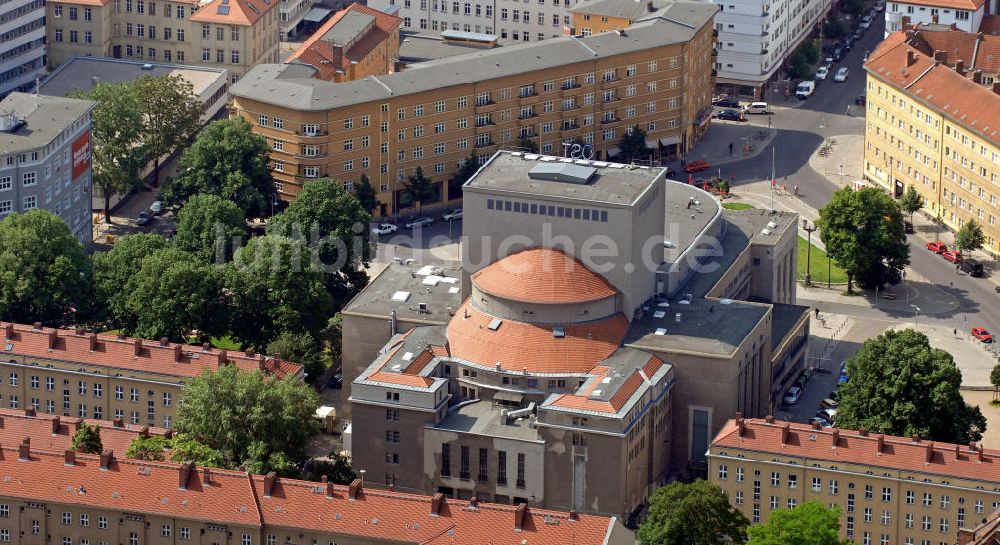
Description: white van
795,80,816,99
744,102,772,115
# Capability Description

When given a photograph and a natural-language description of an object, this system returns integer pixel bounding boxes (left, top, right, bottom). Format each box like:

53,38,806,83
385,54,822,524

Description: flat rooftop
769,302,810,349
465,151,665,206
433,400,541,441
625,297,769,356
0,93,95,153
342,261,463,323
40,56,227,98
663,179,721,263
399,32,497,64
724,208,796,247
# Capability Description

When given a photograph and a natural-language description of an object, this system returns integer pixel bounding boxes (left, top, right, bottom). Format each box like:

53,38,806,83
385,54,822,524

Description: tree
747,502,850,545
70,81,145,223
955,219,986,257
354,174,379,215
0,210,94,325
403,167,438,215
162,118,274,217
845,0,864,16
619,125,650,162
817,187,909,293
636,480,749,545
822,17,849,40
788,39,820,79
224,235,333,351
837,328,987,444
717,178,731,195
173,193,247,262
898,186,922,225
132,75,203,186
125,435,172,461
92,233,169,324
174,365,320,474
306,452,357,485
169,434,225,467
518,137,538,153
267,331,327,384
71,423,103,454
991,363,1000,402
323,313,343,366
450,150,481,199
116,247,227,342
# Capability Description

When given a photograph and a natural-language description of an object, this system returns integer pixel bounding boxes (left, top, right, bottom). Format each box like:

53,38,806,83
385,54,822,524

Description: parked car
960,259,984,277
744,101,772,115
926,240,948,253
904,220,913,233
795,80,816,99
783,386,803,405
855,91,867,105
816,408,838,422
136,212,151,226
972,327,994,343
441,208,464,221
941,250,963,263
843,37,854,51
149,201,164,215
371,223,398,236
838,361,849,384
816,66,830,80
712,97,741,108
405,216,434,229
715,109,746,122
809,417,833,428
860,14,873,29
821,398,838,409
683,160,711,173
834,67,850,82
829,389,839,401
832,46,844,62
327,372,343,389
875,0,885,10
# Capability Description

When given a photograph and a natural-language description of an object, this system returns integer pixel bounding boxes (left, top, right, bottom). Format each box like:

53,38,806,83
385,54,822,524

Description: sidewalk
671,121,779,172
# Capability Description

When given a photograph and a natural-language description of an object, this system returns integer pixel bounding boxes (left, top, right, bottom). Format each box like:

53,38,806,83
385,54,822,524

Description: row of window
51,6,93,20
486,198,610,222
113,23,184,41
113,0,193,19
440,444,527,488
0,374,172,404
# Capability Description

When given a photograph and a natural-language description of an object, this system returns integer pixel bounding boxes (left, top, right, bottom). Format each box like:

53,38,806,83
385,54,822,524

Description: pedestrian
729,142,734,155
794,184,799,196
954,328,958,336
814,307,820,318
846,106,852,117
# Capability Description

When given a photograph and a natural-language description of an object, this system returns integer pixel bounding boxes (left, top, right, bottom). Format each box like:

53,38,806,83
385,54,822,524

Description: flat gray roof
303,6,332,22
40,56,227,99
0,93,95,154
230,5,716,110
570,0,667,19
465,151,664,206
323,10,375,45
769,302,810,350
663,179,720,263
724,209,796,246
399,33,496,63
342,261,463,323
626,297,769,356
433,400,541,441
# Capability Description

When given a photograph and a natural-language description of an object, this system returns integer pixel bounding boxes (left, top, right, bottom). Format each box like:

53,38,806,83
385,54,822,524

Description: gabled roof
473,247,619,305
189,0,276,26
286,3,401,81
908,25,1000,72
894,0,985,10
0,409,169,456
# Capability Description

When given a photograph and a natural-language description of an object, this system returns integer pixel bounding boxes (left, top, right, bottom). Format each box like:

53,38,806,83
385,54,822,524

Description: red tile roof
447,300,628,374
0,409,169,456
2,445,619,543
547,358,664,414
712,418,1000,484
865,31,1000,147
286,3,401,81
981,15,1000,35
908,25,1000,72
473,248,619,305
896,0,984,10
0,322,302,380
189,0,277,26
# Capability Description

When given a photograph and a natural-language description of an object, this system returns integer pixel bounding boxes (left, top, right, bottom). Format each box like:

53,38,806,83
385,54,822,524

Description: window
161,524,171,537
273,139,284,152
130,388,139,402
882,487,891,502
460,445,470,479
830,480,838,495
163,392,172,406
771,472,780,487
906,490,915,504
22,172,36,186
180,527,190,540
62,512,72,525
115,385,123,399
441,444,451,477
718,465,728,479
517,452,526,488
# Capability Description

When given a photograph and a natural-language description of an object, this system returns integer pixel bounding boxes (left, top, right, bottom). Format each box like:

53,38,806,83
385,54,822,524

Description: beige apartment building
863,23,1000,256
710,417,1000,544
0,322,301,428
229,1,718,213
45,0,280,84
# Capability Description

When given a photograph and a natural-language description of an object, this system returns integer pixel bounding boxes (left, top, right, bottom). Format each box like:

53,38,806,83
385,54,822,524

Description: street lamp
910,304,920,328
803,219,817,286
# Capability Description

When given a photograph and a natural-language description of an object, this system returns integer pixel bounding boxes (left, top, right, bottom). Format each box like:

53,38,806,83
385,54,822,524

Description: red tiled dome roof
473,248,618,305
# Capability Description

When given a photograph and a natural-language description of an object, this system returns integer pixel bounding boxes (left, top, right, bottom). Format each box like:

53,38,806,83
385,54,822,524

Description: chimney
906,50,918,67
23,408,35,417
1,323,11,340
933,50,946,63
216,350,228,367
955,444,961,459
569,509,578,521
831,428,840,445
178,461,193,489
17,440,29,461
139,425,149,438
99,450,112,470
972,70,982,84
258,356,266,372
32,322,42,330
514,503,528,531
931,13,938,23
646,0,654,10
902,15,911,28
978,444,984,463
859,427,869,437
51,416,60,434
159,337,169,347
112,417,124,428
132,339,142,357
348,478,362,500
812,420,821,430
469,496,479,508
201,467,211,485
736,413,746,436
765,415,775,424
876,434,885,455
956,59,965,74
64,450,76,466
925,441,935,463
958,529,976,545
780,422,790,445
431,493,445,515
202,342,211,352
87,333,97,351
263,471,277,496
74,327,84,336
992,81,1000,96
325,477,335,498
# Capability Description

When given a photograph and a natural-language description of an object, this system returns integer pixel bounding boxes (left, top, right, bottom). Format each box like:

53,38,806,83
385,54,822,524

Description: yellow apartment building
569,0,663,36
863,25,1000,256
45,0,280,84
229,1,718,214
710,417,1000,545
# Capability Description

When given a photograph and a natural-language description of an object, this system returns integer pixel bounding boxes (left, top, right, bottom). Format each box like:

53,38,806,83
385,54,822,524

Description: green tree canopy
173,193,247,262
162,118,274,217
132,74,203,186
837,328,986,444
518,137,539,153
92,233,169,323
125,435,172,461
224,235,333,351
898,186,922,224
306,452,357,485
619,125,650,162
0,210,93,324
991,363,1000,402
71,423,103,454
403,167,438,214
267,331,327,384
747,502,850,545
817,187,909,292
354,174,379,215
174,365,320,474
637,480,749,545
70,81,146,222
115,247,227,341
956,219,986,256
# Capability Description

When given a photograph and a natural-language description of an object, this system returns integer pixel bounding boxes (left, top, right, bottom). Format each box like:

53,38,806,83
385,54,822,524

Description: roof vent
767,221,777,229
0,111,25,133
391,291,411,302
761,229,771,235
552,326,565,338
528,162,597,185
487,319,503,331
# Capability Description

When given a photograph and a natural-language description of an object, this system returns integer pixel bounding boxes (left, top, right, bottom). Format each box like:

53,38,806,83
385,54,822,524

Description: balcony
562,123,579,130
519,91,538,98
518,112,538,120
712,28,719,37
475,99,495,107
519,131,537,138
475,139,495,148
561,105,579,111
475,119,494,127
561,82,581,90
600,116,620,124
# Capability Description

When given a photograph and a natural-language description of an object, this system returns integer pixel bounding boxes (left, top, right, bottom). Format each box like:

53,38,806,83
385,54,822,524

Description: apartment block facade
710,417,1000,544
863,26,1000,256
884,0,993,36
0,92,95,243
45,0,280,84
0,322,301,428
0,0,47,97
367,0,578,43
230,6,717,212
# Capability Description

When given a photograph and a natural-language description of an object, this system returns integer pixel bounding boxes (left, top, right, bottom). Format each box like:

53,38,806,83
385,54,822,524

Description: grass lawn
797,236,849,284
722,202,755,211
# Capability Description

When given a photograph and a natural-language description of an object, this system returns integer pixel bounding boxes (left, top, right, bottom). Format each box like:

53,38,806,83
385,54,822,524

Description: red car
926,241,948,253
972,327,993,343
683,160,711,173
941,250,962,263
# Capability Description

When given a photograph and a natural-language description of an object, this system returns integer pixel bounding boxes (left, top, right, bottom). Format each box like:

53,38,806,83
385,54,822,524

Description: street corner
807,134,867,188
869,279,961,316
915,324,997,389
683,122,778,168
